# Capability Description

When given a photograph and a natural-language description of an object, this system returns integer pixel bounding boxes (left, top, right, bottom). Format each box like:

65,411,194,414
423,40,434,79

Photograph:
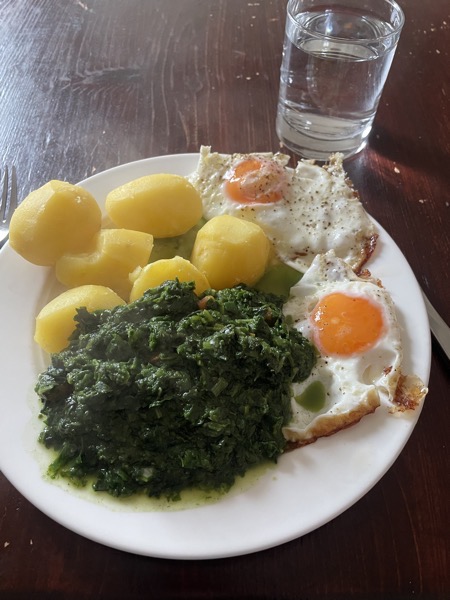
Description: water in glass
276,7,401,159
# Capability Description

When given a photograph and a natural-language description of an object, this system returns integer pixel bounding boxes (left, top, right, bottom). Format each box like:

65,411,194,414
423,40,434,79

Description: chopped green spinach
36,280,316,499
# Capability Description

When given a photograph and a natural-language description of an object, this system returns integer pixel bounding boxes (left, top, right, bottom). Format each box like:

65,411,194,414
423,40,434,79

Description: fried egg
282,251,426,446
188,146,377,273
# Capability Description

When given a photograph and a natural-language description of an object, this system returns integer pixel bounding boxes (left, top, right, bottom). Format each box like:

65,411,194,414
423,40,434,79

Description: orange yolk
311,292,385,356
223,157,286,204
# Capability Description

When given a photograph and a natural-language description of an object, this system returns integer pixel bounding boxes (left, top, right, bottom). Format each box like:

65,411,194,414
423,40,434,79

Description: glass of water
276,0,404,160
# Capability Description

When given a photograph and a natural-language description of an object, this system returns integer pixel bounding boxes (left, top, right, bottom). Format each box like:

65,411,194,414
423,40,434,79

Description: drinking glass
276,0,404,160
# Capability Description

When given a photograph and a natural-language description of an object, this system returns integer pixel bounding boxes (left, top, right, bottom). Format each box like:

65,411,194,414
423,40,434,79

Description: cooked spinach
36,280,316,499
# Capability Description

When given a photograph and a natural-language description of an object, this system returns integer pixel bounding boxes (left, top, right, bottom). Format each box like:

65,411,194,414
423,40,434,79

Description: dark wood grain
0,1,449,598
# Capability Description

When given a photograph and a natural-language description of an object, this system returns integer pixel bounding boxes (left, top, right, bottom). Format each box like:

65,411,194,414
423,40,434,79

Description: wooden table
0,1,448,598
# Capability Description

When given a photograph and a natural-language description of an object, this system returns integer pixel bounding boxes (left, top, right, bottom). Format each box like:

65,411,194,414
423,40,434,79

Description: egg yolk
223,157,286,204
311,292,385,356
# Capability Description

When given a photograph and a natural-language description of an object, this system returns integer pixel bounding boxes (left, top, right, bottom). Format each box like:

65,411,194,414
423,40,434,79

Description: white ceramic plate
0,154,431,559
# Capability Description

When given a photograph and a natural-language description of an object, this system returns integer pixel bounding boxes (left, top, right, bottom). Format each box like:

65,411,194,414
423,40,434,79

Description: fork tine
10,166,18,212
0,166,18,224
0,167,7,222
0,167,17,230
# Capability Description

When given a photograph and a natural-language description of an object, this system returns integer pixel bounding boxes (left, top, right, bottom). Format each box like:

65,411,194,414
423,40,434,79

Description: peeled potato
9,180,101,266
190,215,270,289
55,228,154,300
129,256,210,301
34,285,125,354
105,174,203,238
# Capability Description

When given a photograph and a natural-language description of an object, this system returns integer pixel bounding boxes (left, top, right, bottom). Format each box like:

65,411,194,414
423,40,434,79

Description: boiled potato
105,174,203,238
190,215,270,289
55,228,154,300
35,285,125,354
129,256,210,301
9,180,101,266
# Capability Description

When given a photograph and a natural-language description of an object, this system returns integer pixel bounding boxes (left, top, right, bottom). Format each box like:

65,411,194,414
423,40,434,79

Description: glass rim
286,0,405,42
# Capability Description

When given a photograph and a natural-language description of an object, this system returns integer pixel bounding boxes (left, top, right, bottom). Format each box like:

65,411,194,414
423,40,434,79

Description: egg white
188,146,377,273
282,251,403,446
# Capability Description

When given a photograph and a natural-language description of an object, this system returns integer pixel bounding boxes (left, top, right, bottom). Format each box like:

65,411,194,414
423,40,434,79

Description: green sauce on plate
295,380,326,412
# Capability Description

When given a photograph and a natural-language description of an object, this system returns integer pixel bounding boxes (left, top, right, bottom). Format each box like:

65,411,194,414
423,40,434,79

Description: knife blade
422,291,450,360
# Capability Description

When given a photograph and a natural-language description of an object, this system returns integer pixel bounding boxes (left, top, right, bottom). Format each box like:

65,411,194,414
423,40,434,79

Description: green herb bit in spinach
36,280,316,500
